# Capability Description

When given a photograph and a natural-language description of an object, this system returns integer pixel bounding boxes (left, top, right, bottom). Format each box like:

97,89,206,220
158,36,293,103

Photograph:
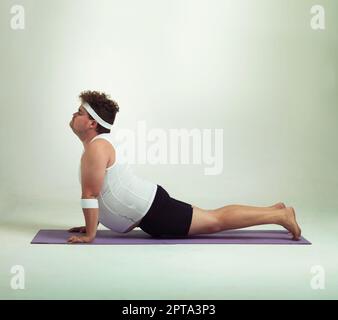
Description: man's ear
90,120,97,129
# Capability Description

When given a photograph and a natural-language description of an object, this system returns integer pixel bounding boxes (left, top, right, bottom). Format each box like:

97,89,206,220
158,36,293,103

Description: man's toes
273,202,286,209
278,202,286,209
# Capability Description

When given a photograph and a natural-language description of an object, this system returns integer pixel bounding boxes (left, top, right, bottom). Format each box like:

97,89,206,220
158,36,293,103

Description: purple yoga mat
31,229,311,245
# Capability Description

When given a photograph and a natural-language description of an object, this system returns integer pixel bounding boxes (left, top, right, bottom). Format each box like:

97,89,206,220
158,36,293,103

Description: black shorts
139,185,193,238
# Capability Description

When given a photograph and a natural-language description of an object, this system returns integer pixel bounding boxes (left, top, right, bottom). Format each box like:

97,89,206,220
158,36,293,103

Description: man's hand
67,235,93,244
68,226,86,233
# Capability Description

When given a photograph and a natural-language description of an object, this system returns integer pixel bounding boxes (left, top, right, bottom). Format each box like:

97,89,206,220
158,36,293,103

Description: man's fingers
68,227,86,233
67,236,84,244
67,236,77,243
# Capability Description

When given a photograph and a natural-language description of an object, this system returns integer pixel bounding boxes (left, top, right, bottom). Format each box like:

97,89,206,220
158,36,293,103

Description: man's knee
208,218,222,233
188,207,222,235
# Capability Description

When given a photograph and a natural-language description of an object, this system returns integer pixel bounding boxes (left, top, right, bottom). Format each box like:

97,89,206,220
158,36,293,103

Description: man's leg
188,205,301,240
218,202,286,213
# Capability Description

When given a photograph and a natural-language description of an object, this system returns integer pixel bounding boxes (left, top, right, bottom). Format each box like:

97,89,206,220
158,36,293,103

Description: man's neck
80,132,99,150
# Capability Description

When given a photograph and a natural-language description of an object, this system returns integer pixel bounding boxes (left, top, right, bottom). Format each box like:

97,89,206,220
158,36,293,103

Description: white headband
82,102,112,130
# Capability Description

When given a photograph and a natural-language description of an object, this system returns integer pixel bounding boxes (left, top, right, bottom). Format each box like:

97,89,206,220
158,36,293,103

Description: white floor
0,201,337,299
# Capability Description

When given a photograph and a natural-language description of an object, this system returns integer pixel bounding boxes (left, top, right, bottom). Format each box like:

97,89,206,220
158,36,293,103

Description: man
68,90,121,243
68,90,302,244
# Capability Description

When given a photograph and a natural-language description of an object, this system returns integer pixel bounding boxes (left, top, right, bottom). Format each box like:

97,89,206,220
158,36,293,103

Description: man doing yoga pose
68,91,302,243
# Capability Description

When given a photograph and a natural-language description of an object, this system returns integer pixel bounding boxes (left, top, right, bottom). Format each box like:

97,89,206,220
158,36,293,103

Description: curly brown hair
79,90,120,134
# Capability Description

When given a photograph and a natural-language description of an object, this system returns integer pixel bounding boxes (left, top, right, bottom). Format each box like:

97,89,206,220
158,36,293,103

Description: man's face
69,105,93,134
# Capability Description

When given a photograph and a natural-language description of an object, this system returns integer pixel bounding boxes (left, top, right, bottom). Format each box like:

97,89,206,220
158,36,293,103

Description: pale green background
0,0,337,299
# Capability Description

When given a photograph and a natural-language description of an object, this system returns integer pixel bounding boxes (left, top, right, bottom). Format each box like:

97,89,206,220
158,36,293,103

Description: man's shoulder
82,138,115,162
89,138,114,150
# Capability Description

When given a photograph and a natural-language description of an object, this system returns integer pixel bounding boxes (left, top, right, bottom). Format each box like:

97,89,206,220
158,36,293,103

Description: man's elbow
81,193,99,199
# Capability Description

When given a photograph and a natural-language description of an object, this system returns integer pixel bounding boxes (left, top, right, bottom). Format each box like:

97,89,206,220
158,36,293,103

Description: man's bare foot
281,207,302,240
271,202,286,209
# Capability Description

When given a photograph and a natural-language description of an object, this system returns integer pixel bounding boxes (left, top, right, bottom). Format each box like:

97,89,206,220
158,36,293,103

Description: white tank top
79,133,158,233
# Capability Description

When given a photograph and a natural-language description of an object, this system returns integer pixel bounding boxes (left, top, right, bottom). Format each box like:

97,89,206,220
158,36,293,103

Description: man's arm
68,207,99,244
68,142,108,244
83,207,99,240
